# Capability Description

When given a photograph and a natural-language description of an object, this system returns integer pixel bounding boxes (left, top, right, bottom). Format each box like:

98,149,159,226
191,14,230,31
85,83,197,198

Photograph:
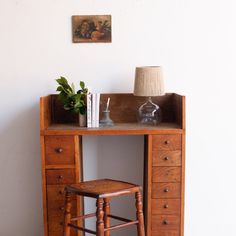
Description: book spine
96,93,100,127
86,94,92,128
91,93,96,127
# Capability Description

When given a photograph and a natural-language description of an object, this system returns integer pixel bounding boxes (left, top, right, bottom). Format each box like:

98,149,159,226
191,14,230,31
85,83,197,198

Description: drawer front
47,185,66,201
152,215,180,230
46,169,76,185
48,215,77,236
152,199,181,215
151,230,180,236
45,136,75,165
152,183,181,199
152,167,181,182
153,135,181,151
152,150,181,167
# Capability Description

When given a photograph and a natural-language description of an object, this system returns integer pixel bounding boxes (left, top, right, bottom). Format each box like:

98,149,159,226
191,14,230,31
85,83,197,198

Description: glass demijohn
138,97,162,125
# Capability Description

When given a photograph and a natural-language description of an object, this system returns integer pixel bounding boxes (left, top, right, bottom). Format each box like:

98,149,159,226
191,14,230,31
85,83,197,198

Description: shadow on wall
82,135,144,236
0,103,43,236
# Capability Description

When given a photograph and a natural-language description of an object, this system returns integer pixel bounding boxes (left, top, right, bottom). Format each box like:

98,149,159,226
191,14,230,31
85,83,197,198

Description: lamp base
137,97,162,125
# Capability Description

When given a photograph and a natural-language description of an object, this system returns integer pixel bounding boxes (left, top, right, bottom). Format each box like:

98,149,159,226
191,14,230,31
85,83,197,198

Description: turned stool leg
135,191,145,236
64,191,72,236
103,198,110,236
96,198,105,236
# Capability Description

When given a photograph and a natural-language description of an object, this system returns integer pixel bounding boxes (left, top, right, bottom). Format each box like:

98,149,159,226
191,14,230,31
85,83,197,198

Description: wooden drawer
45,136,75,165
153,135,181,151
152,167,181,182
48,215,77,235
152,215,180,230
152,199,181,215
152,150,181,166
46,169,76,185
152,183,181,199
47,185,66,201
151,230,180,236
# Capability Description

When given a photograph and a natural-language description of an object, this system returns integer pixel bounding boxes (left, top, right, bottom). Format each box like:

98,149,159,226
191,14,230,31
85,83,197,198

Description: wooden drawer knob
164,156,169,161
58,175,63,179
164,188,169,193
165,140,170,145
163,220,169,225
164,204,169,208
56,148,63,153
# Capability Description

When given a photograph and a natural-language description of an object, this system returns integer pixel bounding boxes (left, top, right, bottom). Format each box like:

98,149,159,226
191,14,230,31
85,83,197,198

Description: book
91,93,96,127
95,93,100,127
86,94,92,128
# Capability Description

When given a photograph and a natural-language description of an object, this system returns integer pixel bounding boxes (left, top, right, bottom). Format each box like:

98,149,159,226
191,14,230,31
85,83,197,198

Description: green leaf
80,81,85,90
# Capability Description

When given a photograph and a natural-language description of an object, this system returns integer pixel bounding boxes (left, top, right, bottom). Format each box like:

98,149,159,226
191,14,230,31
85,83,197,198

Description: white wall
0,0,236,235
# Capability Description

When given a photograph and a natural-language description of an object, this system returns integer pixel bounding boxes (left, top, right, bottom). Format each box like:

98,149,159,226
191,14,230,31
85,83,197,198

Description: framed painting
72,15,112,43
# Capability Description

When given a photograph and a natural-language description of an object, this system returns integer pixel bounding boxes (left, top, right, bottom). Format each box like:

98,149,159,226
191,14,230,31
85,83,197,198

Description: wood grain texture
45,136,75,165
151,229,179,236
152,199,181,215
152,135,181,151
42,123,183,136
40,136,48,236
152,167,181,183
152,215,180,230
152,150,181,167
50,93,183,124
152,183,181,199
46,169,76,185
40,96,52,130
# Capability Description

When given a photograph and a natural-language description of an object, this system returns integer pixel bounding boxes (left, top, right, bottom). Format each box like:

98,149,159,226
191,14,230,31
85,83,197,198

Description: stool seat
65,178,141,198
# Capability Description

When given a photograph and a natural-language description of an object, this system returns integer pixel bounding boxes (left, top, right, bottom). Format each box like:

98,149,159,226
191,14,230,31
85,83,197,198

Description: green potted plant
56,76,88,126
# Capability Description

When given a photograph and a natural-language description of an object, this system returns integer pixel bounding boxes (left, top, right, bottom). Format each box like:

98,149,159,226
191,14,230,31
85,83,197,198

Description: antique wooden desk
40,93,185,236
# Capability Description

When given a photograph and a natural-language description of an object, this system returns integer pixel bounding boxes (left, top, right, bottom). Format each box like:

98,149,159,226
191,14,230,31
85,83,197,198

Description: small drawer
152,215,180,230
48,216,77,236
46,169,76,185
153,135,181,151
152,199,181,215
47,185,66,201
153,150,181,166
151,229,179,236
152,167,181,182
45,136,75,165
152,183,181,199
48,199,77,217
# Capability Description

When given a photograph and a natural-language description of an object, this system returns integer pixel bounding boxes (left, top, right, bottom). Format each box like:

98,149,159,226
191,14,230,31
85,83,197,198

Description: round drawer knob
164,157,169,161
164,188,169,193
164,204,169,208
56,148,63,153
58,175,63,179
165,140,170,145
59,190,63,195
59,207,65,211
163,220,169,225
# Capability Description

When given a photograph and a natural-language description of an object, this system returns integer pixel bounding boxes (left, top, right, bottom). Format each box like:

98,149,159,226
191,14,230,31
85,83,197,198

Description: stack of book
86,93,100,128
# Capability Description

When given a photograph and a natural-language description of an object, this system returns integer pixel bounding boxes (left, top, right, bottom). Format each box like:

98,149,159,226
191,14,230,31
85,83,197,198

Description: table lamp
133,66,165,125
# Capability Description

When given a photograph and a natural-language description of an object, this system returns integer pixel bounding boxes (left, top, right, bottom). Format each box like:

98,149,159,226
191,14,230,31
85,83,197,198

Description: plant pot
79,114,87,127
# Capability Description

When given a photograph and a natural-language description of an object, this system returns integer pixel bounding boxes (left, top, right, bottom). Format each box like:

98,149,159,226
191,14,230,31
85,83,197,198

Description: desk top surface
41,122,184,135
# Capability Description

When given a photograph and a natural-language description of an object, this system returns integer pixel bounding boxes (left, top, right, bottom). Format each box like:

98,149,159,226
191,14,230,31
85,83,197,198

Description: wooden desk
40,93,185,236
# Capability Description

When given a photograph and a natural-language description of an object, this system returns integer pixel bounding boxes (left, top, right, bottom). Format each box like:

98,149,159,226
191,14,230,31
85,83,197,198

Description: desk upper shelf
40,93,185,136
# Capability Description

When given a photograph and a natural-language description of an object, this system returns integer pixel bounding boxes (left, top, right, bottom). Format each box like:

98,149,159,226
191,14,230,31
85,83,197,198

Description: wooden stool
63,179,145,236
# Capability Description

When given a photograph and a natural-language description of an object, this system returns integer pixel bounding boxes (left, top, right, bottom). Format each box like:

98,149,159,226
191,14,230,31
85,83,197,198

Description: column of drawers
44,136,78,236
151,134,182,236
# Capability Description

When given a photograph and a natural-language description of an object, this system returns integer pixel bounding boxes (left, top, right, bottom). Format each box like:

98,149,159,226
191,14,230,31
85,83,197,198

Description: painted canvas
72,15,112,43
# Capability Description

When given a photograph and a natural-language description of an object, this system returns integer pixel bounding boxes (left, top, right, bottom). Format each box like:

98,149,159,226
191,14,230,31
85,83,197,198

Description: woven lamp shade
134,66,165,96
